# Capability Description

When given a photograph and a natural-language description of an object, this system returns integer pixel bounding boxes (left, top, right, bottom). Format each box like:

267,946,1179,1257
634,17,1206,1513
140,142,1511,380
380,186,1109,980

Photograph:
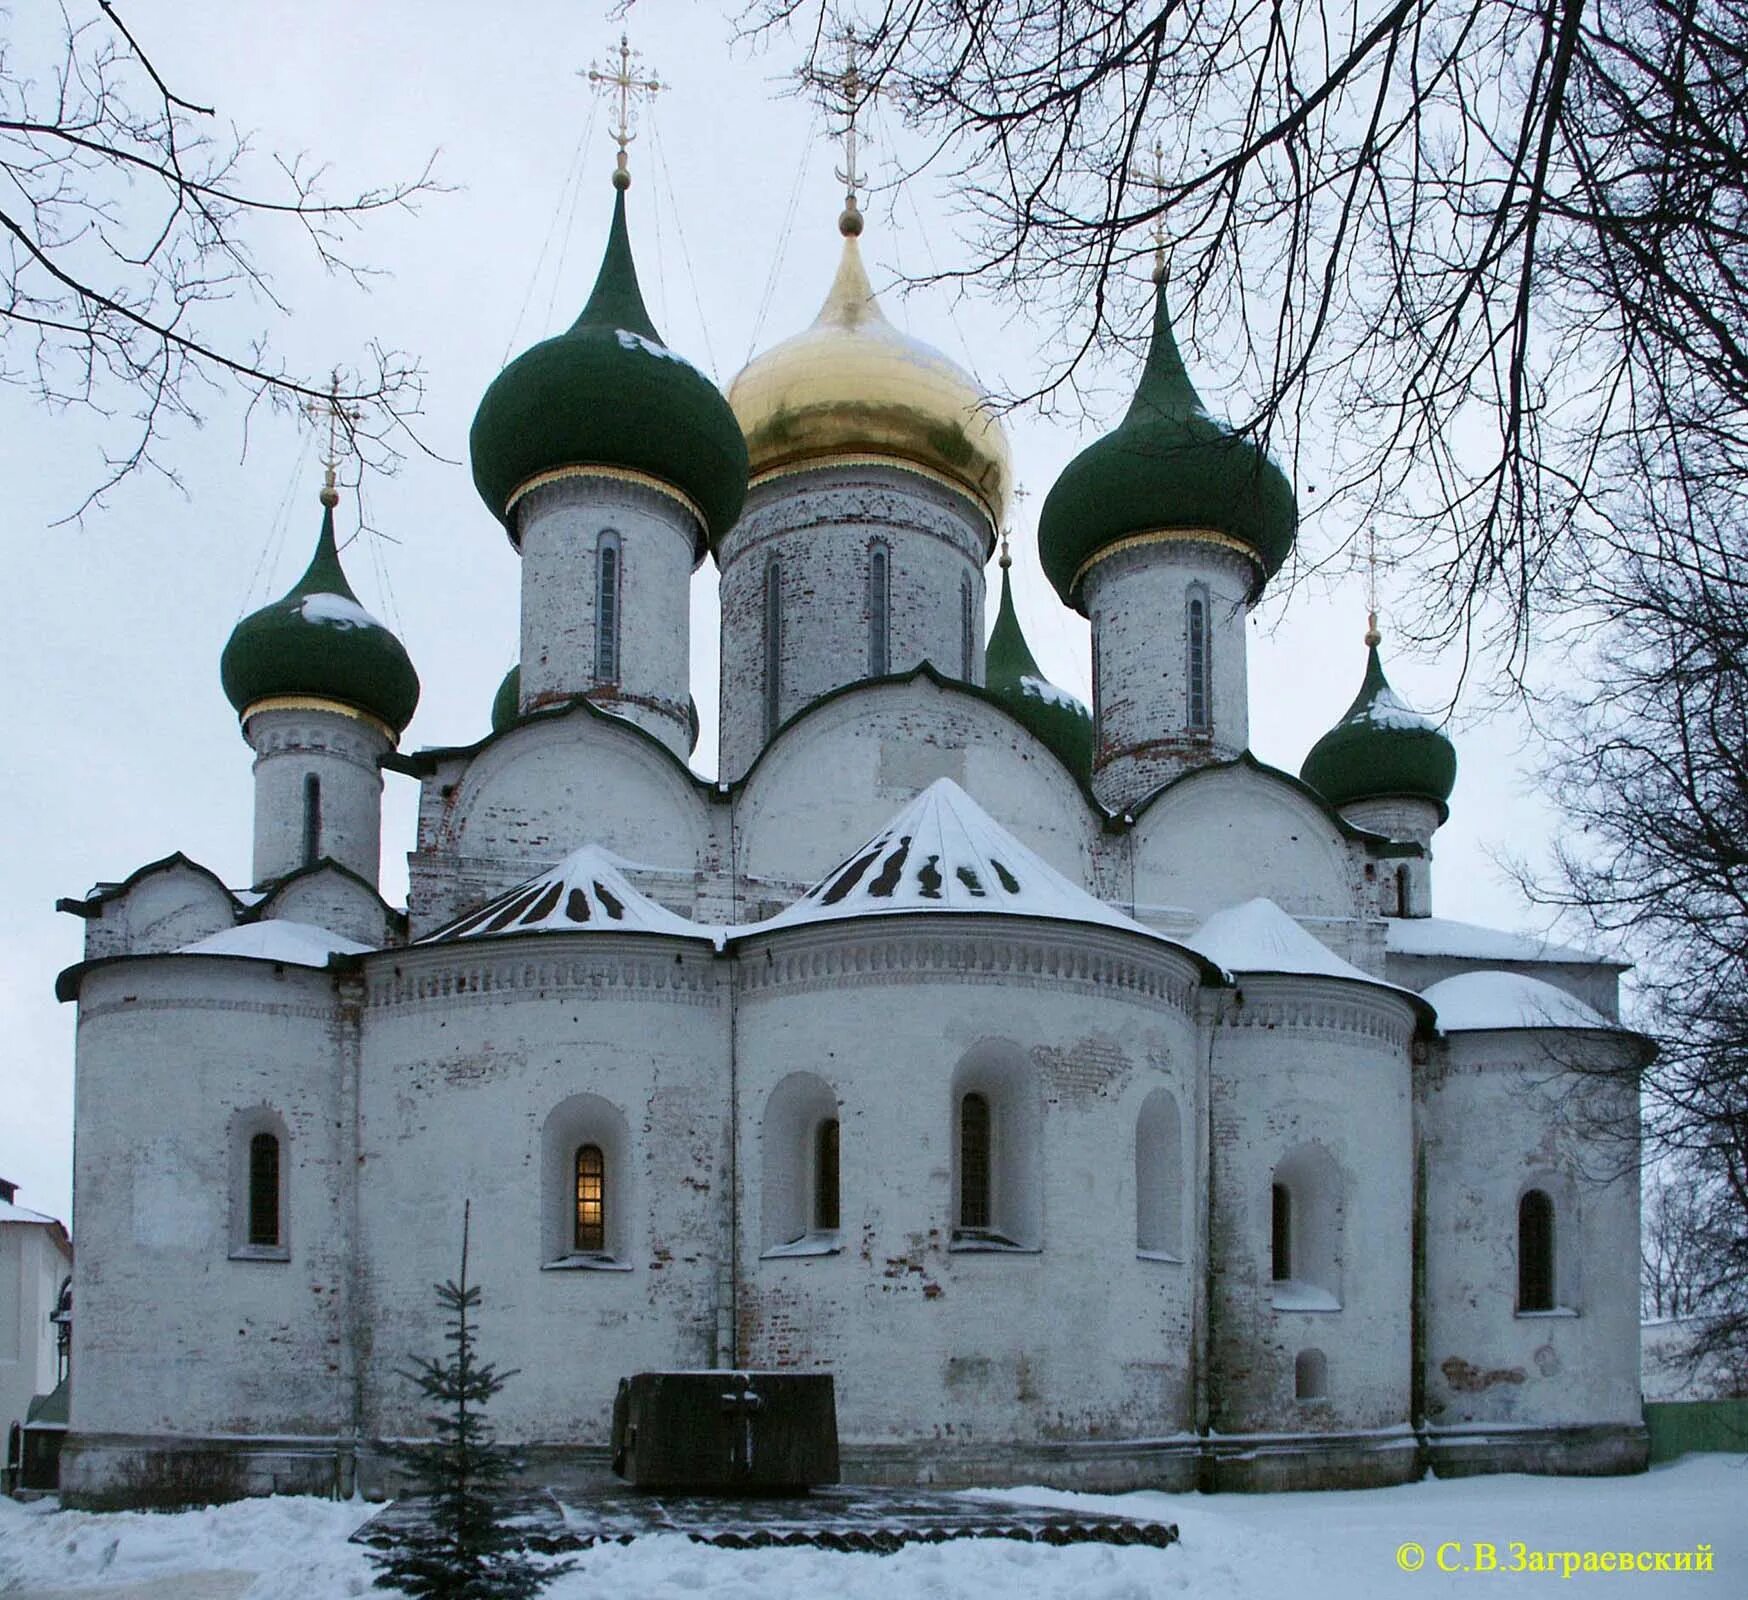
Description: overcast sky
1,0,1573,1226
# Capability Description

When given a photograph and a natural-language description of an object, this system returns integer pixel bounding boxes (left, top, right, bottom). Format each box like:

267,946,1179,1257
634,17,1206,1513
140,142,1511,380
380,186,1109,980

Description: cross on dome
585,32,665,187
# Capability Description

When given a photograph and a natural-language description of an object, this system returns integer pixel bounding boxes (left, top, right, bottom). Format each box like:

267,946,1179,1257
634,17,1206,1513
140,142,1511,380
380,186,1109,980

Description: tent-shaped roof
422,844,711,944
744,778,1168,943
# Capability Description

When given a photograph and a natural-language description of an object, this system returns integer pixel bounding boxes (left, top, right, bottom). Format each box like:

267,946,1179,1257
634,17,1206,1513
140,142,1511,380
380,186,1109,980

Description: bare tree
1,3,440,515
756,1,1748,666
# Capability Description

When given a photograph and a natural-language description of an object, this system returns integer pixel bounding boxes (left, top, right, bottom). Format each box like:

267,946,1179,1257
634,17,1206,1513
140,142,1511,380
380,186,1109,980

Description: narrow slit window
575,1144,606,1253
301,773,321,867
959,1092,991,1230
765,560,782,740
1518,1189,1555,1311
596,532,622,682
869,543,890,677
1271,1182,1292,1281
814,1119,840,1231
248,1132,280,1248
1187,588,1211,730
961,574,976,680
1396,865,1411,917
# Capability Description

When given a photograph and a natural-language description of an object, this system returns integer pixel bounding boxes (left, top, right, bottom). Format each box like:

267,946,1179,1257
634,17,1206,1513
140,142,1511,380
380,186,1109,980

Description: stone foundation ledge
1423,1421,1649,1480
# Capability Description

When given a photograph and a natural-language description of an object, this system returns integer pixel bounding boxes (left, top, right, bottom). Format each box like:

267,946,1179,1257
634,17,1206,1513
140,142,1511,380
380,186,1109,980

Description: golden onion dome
727,229,1011,542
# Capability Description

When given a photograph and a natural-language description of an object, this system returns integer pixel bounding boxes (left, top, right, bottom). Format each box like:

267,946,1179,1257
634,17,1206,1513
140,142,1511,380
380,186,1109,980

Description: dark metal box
610,1370,839,1492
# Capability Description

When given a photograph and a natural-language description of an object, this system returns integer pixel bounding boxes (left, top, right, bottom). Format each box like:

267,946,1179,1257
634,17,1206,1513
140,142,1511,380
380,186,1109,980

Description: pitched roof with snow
0,1196,64,1228
1186,897,1377,983
740,778,1174,945
1387,916,1613,966
421,844,713,944
1421,970,1618,1033
177,920,372,966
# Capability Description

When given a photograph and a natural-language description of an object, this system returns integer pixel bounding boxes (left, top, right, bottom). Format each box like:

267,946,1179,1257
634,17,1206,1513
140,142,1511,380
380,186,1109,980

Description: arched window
814,1119,840,1231
1186,585,1211,730
1136,1088,1184,1259
764,559,783,740
248,1133,280,1248
1396,864,1411,917
541,1094,631,1269
301,773,322,867
596,531,622,682
1518,1189,1556,1312
1271,1183,1292,1281
868,542,890,676
230,1109,289,1261
759,1073,841,1255
574,1144,606,1253
958,1092,991,1230
961,573,976,680
1271,1145,1343,1309
1295,1348,1328,1401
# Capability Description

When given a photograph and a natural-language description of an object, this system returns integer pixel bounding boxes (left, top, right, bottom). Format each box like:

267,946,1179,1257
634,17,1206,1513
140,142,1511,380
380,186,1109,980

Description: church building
53,108,1648,1502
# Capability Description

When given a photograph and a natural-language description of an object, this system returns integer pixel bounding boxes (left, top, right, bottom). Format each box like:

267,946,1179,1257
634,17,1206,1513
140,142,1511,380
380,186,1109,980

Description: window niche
1186,583,1212,732
1294,1347,1329,1402
541,1094,632,1270
760,1072,842,1258
1270,1144,1343,1311
950,1041,1042,1252
595,530,622,683
228,1107,290,1262
1135,1087,1185,1261
1516,1180,1579,1315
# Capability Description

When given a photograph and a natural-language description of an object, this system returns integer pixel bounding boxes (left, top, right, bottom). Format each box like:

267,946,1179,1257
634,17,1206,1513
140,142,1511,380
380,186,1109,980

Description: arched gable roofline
1126,749,1419,853
249,857,407,939
56,943,361,1005
390,694,713,796
732,661,1110,811
55,851,238,920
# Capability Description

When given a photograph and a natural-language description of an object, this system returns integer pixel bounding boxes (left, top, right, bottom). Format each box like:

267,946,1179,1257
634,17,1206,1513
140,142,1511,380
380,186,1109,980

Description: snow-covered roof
1421,970,1616,1033
422,844,712,944
1185,898,1378,983
740,778,1171,944
0,1197,63,1228
1387,916,1607,965
177,920,372,965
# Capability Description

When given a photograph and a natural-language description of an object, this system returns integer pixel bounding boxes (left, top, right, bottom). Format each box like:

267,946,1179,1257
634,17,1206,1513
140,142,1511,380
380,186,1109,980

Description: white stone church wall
62,958,350,1493
78,865,237,961
354,937,729,1453
1418,1032,1643,1449
1205,976,1417,1479
729,919,1205,1484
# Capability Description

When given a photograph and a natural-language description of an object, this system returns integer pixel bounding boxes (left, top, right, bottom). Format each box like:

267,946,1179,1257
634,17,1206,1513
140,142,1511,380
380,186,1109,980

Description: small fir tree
371,1202,559,1600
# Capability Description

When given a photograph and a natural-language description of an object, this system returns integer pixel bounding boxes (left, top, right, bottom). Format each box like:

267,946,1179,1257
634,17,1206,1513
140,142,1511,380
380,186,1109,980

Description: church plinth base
1197,1429,1422,1493
1423,1423,1649,1480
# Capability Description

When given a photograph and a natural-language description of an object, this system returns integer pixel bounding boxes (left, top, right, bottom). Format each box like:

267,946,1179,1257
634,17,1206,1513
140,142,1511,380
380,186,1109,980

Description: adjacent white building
54,166,1649,1504
1,1181,72,1473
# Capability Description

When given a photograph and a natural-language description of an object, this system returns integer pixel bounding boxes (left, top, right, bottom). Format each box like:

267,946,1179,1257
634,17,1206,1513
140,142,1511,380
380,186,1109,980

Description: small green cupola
469,177,748,552
1300,621,1456,815
984,546,1093,777
490,663,521,733
1037,277,1297,612
220,489,420,739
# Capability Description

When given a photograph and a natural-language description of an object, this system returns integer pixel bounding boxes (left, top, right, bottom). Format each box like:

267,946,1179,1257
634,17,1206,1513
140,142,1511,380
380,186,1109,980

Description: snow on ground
1,1456,1742,1598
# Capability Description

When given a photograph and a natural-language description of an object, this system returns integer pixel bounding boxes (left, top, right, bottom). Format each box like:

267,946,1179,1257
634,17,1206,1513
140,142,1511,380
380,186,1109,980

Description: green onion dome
1300,634,1456,813
984,553,1093,777
1037,278,1297,612
469,182,748,554
491,663,521,733
220,496,420,739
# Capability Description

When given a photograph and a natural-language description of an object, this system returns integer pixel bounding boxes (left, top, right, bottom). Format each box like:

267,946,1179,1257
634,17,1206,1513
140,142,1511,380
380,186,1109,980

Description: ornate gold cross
303,370,364,506
1135,139,1171,282
586,33,665,183
811,32,881,235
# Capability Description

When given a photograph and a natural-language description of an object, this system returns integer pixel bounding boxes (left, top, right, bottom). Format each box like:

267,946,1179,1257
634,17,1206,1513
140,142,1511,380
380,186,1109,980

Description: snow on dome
1387,916,1604,965
1355,684,1434,732
1422,970,1615,1033
1186,897,1376,983
299,591,387,630
743,778,1167,942
178,920,372,965
422,844,713,944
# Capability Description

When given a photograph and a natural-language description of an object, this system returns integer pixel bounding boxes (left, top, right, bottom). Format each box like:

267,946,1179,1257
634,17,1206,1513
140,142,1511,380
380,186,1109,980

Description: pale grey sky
1,0,1570,1226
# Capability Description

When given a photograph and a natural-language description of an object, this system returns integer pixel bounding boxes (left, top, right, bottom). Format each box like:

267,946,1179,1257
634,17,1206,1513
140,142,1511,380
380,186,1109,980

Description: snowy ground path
1,1455,1741,1598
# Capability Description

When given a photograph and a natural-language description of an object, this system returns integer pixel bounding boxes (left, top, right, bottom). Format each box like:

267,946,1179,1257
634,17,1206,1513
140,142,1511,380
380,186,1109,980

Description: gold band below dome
749,452,999,539
240,695,396,744
505,464,706,531
1071,527,1263,594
